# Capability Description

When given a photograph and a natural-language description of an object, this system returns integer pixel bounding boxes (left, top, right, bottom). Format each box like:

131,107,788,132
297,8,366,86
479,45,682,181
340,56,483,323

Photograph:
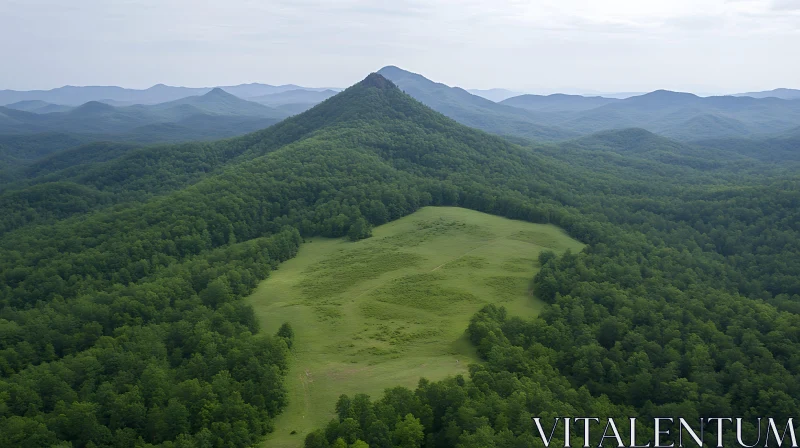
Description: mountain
0,90,288,141
467,88,521,102
551,90,800,140
0,85,204,106
249,89,338,106
0,83,343,106
377,66,576,141
5,100,72,114
734,88,800,100
148,88,285,118
501,93,619,112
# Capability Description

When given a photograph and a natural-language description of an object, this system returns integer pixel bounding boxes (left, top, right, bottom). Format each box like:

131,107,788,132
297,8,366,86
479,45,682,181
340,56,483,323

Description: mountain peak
199,88,242,102
641,90,699,99
359,73,396,90
74,101,116,113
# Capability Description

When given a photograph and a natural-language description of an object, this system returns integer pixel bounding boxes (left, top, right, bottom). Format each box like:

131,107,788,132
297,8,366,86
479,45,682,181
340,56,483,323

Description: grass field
247,207,584,447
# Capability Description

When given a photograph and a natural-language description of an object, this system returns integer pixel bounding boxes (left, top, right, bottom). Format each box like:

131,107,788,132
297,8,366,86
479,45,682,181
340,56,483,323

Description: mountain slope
377,66,577,141
695,134,800,163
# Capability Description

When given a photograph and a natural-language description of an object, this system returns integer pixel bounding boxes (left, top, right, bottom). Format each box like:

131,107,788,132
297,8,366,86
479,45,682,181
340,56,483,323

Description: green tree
392,414,424,448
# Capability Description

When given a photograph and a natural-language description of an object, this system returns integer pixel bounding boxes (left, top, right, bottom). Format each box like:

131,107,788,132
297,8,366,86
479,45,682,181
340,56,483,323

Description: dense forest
1,73,799,447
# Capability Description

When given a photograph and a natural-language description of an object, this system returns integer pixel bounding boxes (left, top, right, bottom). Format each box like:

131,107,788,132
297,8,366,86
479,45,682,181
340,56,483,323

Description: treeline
1,229,301,447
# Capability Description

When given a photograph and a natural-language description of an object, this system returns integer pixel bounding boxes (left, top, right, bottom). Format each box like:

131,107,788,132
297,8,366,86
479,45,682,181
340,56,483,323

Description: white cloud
0,0,798,92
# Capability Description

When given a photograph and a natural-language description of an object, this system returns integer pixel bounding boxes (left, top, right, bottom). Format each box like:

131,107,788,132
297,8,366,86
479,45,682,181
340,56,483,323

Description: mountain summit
360,73,396,90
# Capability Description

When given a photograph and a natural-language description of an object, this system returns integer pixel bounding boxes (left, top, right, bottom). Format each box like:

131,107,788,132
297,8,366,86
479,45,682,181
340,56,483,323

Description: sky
1,0,799,94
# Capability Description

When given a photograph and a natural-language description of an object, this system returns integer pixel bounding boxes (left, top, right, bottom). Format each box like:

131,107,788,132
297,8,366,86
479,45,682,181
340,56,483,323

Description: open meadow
246,207,584,447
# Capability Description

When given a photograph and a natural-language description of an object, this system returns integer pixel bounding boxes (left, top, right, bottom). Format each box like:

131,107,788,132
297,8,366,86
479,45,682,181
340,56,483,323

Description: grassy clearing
247,207,583,447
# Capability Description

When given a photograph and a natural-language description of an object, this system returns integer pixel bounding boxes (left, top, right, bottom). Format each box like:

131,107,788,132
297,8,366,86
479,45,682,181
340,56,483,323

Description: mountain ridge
376,66,577,141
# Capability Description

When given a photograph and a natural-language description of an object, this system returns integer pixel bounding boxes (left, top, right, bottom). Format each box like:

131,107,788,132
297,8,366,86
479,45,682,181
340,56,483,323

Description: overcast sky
1,0,799,94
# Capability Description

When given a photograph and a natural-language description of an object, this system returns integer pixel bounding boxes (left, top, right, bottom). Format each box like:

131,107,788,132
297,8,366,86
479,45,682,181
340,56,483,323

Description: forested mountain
0,83,340,106
734,88,800,100
377,66,577,141
694,134,800,163
500,93,619,112
2,73,800,448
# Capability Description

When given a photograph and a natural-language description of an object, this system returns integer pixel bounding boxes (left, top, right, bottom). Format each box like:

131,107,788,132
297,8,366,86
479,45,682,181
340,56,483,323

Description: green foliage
347,217,373,241
277,323,295,349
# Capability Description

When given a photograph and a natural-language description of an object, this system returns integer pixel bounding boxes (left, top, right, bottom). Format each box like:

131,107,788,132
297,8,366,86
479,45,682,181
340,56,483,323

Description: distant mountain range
2,68,800,146
377,66,800,141
0,88,289,142
733,88,800,100
500,94,619,112
0,83,341,106
377,66,577,141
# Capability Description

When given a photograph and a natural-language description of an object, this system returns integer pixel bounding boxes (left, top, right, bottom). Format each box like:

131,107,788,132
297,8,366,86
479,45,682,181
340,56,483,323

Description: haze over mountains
0,89,286,140
733,88,800,100
0,83,340,106
377,66,800,142
2,65,800,164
